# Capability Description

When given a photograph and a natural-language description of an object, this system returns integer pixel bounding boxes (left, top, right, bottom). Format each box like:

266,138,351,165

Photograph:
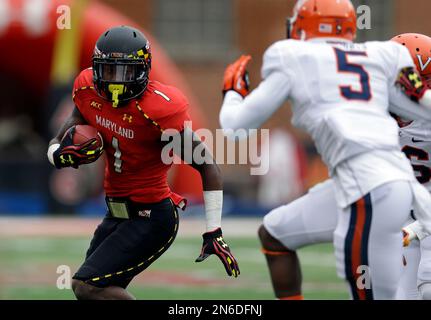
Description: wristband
47,143,60,166
203,190,223,232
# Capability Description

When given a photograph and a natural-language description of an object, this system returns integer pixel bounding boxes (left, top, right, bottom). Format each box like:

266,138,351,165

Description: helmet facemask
93,55,150,107
286,17,292,39
286,4,300,40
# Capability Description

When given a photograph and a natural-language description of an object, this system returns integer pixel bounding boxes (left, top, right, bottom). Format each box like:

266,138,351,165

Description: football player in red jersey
47,26,240,300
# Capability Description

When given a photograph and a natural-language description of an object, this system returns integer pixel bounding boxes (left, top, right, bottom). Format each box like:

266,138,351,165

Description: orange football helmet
391,33,431,86
287,0,357,41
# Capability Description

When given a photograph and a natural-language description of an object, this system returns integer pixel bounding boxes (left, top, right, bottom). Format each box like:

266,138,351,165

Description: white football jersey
261,38,421,207
399,120,431,193
261,38,414,171
220,37,431,208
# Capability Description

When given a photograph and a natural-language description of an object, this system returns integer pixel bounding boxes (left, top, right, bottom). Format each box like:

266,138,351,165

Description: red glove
222,55,252,97
397,67,428,102
195,228,240,278
53,126,104,169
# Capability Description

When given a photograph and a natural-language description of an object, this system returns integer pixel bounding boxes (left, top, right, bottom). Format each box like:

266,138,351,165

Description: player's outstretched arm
219,55,290,134
47,106,101,169
172,128,240,278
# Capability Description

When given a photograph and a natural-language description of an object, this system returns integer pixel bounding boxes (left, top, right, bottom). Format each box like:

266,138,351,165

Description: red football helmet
287,0,357,41
391,33,431,86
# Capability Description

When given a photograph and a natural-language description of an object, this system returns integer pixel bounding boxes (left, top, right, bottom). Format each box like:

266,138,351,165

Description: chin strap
108,84,125,107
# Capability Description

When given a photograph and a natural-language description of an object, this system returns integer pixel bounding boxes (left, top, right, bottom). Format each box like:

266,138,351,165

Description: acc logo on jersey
123,114,133,123
90,101,102,110
417,54,431,72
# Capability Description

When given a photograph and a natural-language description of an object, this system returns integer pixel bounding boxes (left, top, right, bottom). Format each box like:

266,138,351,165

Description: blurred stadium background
0,0,429,300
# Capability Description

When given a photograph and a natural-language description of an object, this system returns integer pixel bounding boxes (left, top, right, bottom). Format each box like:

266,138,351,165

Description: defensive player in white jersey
219,0,431,300
257,33,431,301
391,34,431,300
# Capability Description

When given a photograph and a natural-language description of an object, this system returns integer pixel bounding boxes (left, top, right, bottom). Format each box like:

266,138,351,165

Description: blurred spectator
257,129,306,208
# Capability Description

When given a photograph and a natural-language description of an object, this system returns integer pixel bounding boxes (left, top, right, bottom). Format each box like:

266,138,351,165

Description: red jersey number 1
112,136,123,173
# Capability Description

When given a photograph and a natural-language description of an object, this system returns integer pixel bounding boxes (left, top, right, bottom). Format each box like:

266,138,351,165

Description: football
61,125,103,152
71,125,103,147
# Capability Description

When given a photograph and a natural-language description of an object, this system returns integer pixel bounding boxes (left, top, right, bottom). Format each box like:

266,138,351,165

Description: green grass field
0,233,349,300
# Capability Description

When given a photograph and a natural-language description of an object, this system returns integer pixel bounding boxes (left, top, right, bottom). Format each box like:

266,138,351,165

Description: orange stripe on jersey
345,194,374,300
351,197,366,300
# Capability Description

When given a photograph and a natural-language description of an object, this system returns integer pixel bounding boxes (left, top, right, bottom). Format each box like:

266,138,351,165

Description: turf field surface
0,217,349,300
